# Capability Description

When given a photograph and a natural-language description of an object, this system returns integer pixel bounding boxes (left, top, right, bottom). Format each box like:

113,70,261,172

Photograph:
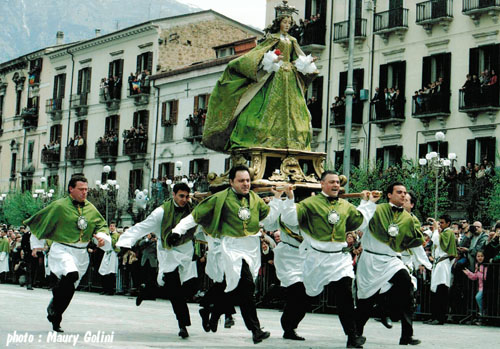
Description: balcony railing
463,0,500,12
416,0,454,24
46,98,63,113
127,87,150,106
65,144,86,161
95,141,118,159
123,137,147,156
41,148,61,165
71,93,89,116
184,123,204,142
370,99,406,123
21,107,38,128
411,91,451,116
374,8,409,33
333,18,367,43
330,103,363,127
458,87,500,111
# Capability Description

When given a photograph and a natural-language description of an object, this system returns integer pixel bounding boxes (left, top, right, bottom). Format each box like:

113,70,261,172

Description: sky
178,0,267,30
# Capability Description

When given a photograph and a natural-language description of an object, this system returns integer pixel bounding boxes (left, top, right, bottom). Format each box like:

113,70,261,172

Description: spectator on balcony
371,87,385,120
107,76,115,101
128,73,135,95
393,88,404,118
461,74,474,107
114,75,122,99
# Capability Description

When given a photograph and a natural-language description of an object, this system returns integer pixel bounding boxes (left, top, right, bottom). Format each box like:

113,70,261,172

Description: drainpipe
151,80,161,190
366,1,377,169
324,0,335,155
63,49,75,190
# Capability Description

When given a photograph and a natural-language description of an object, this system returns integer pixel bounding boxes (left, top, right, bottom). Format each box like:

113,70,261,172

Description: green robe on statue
23,196,109,243
203,33,315,152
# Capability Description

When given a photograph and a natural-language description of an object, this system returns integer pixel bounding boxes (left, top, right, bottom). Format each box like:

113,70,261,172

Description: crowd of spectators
96,130,119,156
461,69,499,108
41,140,61,162
413,77,449,114
128,70,151,95
100,75,122,101
446,159,496,200
186,108,207,137
66,135,86,159
331,94,362,125
371,86,405,119
123,125,147,153
287,13,326,46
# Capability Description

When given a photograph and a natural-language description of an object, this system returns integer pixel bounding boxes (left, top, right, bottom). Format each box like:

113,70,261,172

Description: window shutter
443,53,451,91
147,52,153,72
108,62,113,78
353,149,361,167
168,162,175,178
53,76,58,99
418,144,427,159
77,69,83,94
397,61,406,95
376,147,384,166
161,102,167,125
189,160,195,175
379,64,388,90
172,100,178,124
339,71,347,96
193,96,199,113
119,59,124,77
439,142,448,159
466,139,476,165
129,170,135,197
485,137,496,163
136,55,141,73
469,47,479,76
50,126,56,142
202,159,209,174
422,56,431,88
395,146,403,166
142,110,149,131
86,68,92,93
334,150,343,171
206,94,211,107
133,111,138,129
115,114,120,134
60,74,66,98
82,120,88,141
305,0,312,19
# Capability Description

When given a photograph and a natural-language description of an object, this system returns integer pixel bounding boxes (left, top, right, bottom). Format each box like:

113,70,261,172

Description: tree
2,190,61,226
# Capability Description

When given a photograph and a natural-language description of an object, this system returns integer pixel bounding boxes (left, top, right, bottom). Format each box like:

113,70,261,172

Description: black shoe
252,329,270,344
209,312,221,333
381,316,393,329
283,330,305,341
347,335,366,348
136,284,145,306
224,316,235,328
27,286,34,290
47,314,63,333
428,319,444,325
199,308,211,332
178,327,189,339
399,337,421,345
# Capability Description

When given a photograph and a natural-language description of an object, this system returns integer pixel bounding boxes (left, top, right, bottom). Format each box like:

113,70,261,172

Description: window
418,141,448,159
136,52,153,73
422,53,451,90
163,125,174,142
10,153,16,177
189,159,209,175
27,141,34,164
53,73,66,99
48,175,59,187
129,169,143,198
133,110,149,130
74,120,88,139
379,61,406,95
466,137,496,165
21,179,33,192
159,162,175,179
376,145,403,169
108,59,124,79
29,58,42,85
334,149,361,171
194,94,210,112
0,95,4,126
216,47,235,58
161,100,178,126
50,125,62,143
305,0,327,21
338,70,364,124
101,171,117,183
309,76,323,128
105,115,120,134
16,90,22,116
77,67,92,94
469,44,499,76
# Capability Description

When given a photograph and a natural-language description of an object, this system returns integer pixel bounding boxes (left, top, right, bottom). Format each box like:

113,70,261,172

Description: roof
212,36,257,50
150,55,237,81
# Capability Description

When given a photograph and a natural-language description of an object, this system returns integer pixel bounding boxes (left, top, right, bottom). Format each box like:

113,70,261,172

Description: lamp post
103,165,112,224
175,161,183,179
419,131,457,219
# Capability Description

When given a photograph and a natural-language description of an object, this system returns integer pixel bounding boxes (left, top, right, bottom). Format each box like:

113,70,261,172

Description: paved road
0,284,498,348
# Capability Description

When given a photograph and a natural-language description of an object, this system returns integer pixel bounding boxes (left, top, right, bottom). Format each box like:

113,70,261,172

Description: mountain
0,0,200,63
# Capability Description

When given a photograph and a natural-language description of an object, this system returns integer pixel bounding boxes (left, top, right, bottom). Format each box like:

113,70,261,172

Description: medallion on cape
23,196,109,243
161,199,194,249
368,203,424,252
296,194,363,242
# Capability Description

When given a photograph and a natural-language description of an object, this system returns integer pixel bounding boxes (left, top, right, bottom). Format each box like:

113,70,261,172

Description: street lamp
102,165,112,224
419,131,457,219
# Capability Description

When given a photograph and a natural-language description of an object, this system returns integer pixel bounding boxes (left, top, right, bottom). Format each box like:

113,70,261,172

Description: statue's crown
275,1,298,19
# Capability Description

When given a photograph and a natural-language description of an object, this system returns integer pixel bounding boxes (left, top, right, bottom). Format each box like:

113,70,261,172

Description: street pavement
0,284,498,348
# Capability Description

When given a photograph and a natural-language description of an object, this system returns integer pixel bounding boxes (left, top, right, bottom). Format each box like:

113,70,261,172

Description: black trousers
356,269,414,339
162,269,197,328
200,281,236,316
431,284,449,323
101,273,116,293
48,271,79,324
281,282,309,332
213,260,260,332
328,277,358,337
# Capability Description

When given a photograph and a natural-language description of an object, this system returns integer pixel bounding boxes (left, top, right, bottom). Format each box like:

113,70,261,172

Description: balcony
300,18,326,56
416,0,453,33
41,148,61,168
333,18,367,48
411,91,451,127
70,93,89,117
65,144,86,164
184,122,204,143
462,0,500,25
123,137,147,158
45,98,64,121
21,107,38,129
374,8,409,42
127,86,150,106
458,87,500,122
99,88,121,111
95,140,118,162
370,102,406,131
330,103,363,130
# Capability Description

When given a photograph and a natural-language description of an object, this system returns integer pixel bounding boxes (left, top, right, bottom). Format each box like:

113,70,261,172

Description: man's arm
116,207,163,248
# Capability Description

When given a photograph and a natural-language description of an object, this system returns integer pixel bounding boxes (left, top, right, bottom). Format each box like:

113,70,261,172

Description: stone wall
158,19,258,72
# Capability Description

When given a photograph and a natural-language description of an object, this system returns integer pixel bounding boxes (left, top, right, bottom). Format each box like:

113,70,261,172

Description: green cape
192,188,270,238
439,227,458,257
0,237,10,253
160,199,195,249
202,33,309,152
296,194,364,242
368,204,424,253
23,196,109,243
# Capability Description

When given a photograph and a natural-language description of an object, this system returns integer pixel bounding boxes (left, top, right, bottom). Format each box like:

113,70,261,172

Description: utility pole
343,0,357,192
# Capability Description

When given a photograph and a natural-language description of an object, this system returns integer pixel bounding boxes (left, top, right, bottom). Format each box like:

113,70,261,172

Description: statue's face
280,16,292,33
